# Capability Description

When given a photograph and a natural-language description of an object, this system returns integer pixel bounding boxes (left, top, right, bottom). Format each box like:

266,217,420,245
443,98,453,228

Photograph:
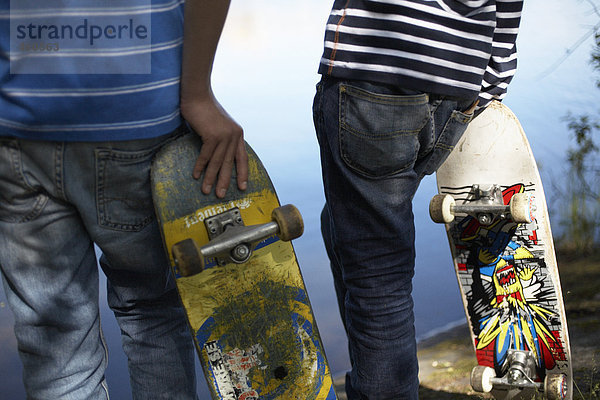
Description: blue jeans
0,128,197,399
313,77,475,399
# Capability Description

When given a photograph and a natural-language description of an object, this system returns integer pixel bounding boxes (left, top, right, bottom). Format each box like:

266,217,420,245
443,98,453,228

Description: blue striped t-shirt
0,0,184,141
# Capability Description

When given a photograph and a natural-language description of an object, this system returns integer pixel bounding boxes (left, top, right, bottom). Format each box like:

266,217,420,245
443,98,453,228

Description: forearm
178,0,247,198
180,0,231,110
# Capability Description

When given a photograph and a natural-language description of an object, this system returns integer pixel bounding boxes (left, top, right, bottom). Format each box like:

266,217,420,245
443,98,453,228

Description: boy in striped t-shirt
313,1,522,398
0,1,246,398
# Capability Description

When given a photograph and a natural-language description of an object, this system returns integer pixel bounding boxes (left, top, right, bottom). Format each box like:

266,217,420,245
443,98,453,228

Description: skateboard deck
430,101,572,400
151,133,337,400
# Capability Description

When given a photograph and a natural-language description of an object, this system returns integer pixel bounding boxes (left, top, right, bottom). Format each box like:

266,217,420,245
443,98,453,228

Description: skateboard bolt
508,369,523,383
231,244,250,262
507,351,530,383
478,214,492,225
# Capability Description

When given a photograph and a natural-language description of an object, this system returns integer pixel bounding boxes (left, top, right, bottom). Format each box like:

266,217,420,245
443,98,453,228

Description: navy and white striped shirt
318,0,523,108
0,0,184,141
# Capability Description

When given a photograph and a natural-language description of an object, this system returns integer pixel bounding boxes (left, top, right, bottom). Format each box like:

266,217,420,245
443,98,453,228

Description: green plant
573,361,600,399
557,32,600,254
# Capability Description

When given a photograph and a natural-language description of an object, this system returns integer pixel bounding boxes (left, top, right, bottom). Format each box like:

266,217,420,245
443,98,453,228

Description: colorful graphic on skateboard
430,102,572,400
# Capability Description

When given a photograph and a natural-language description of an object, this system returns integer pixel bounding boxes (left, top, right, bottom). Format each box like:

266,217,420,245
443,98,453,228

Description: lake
1,0,598,398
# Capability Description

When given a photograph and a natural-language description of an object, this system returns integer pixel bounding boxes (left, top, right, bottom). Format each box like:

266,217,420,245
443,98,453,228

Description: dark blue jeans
313,77,475,399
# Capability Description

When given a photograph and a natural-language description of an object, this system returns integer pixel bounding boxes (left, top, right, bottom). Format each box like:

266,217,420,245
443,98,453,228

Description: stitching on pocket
342,85,429,106
341,123,421,139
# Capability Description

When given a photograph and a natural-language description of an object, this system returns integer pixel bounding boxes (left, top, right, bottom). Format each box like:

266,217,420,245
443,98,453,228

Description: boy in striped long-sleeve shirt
313,1,522,398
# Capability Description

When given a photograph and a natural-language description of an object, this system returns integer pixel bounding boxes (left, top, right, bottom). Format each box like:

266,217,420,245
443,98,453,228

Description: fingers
213,139,236,198
194,134,248,199
193,141,215,181
235,138,248,191
194,139,222,195
182,92,248,198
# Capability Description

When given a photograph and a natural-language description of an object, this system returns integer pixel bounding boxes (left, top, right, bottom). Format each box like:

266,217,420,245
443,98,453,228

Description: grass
559,252,600,400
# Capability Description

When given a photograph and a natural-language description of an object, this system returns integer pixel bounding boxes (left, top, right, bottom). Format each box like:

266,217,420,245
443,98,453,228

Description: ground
334,252,600,399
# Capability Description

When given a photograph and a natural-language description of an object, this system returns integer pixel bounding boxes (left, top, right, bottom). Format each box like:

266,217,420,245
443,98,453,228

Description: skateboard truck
471,350,568,400
172,204,304,277
429,184,536,225
205,208,260,265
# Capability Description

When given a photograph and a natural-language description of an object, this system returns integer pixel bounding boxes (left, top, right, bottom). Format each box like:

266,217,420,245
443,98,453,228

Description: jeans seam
314,81,325,147
4,140,48,223
99,316,110,399
342,84,429,106
54,142,66,201
8,141,29,189
341,122,420,139
424,100,440,156
435,110,472,150
417,109,471,180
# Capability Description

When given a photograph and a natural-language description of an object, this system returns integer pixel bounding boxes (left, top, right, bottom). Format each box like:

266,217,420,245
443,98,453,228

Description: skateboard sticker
443,183,568,379
205,341,262,400
205,341,239,400
195,276,331,400
184,199,252,229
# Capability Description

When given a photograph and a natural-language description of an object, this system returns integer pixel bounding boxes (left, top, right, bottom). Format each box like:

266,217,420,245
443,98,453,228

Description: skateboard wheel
471,365,496,393
509,193,535,223
172,239,203,277
545,373,568,400
429,194,455,224
272,204,304,241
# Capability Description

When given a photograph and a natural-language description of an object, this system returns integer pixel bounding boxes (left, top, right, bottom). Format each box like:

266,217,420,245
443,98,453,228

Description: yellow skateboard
151,133,337,400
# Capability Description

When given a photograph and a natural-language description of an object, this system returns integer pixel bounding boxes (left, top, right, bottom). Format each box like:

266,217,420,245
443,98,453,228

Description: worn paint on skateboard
151,133,336,400
431,101,572,400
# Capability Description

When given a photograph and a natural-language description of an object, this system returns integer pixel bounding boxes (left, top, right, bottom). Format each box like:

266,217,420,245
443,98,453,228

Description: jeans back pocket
95,147,157,232
339,84,430,178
